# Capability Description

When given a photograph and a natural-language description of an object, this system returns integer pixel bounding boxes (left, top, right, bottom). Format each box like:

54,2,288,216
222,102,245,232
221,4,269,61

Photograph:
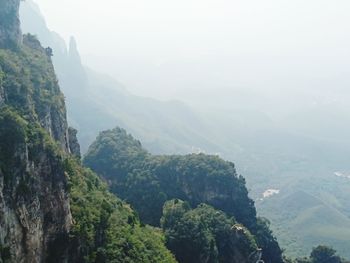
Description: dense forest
160,199,258,263
84,127,283,263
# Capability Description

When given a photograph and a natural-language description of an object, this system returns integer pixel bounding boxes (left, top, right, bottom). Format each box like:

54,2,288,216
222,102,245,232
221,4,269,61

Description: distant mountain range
20,0,350,259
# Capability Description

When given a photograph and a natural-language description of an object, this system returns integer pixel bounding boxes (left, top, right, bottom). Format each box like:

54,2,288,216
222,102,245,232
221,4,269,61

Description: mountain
258,183,350,259
84,127,284,263
20,0,219,156
19,0,350,259
0,2,177,262
0,4,283,262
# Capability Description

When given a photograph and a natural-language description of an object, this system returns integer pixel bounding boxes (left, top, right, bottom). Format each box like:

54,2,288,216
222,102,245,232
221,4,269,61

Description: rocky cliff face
0,110,72,263
0,3,73,261
0,3,179,263
0,0,22,49
68,127,81,159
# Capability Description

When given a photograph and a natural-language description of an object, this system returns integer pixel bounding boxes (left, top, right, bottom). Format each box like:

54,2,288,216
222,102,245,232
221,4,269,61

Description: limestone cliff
0,33,176,263
0,109,72,263
0,3,178,263
0,2,73,261
68,127,81,159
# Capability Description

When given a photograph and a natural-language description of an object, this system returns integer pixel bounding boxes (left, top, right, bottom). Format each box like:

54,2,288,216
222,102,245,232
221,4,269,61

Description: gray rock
68,127,81,159
0,2,73,262
0,139,72,262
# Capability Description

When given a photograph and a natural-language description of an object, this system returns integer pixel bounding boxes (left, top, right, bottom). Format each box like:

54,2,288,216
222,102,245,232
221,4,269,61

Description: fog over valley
33,0,350,115
19,1,350,258
0,0,349,262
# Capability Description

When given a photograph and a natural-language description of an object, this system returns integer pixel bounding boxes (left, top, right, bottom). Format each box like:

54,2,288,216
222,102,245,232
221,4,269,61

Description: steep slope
259,189,350,259
65,158,176,263
161,199,258,263
0,31,72,262
0,2,176,262
84,127,284,263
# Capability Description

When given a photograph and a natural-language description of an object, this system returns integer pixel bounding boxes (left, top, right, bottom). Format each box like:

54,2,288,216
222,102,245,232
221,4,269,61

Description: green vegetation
4,6,349,262
0,112,176,263
0,33,176,263
0,107,27,181
65,158,176,263
0,34,65,122
21,4,350,259
84,127,284,263
258,186,350,259
0,105,61,188
84,129,255,227
294,246,349,263
161,199,257,263
0,244,11,263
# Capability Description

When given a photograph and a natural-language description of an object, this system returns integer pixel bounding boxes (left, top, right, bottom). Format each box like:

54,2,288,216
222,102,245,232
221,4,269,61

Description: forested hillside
84,127,284,263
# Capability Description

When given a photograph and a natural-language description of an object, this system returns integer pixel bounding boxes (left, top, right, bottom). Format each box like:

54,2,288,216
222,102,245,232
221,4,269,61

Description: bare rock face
22,34,72,155
0,121,72,262
0,0,22,49
0,83,4,107
0,2,73,261
68,127,81,159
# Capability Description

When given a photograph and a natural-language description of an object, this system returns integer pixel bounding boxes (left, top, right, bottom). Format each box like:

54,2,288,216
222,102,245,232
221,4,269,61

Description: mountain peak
68,36,81,63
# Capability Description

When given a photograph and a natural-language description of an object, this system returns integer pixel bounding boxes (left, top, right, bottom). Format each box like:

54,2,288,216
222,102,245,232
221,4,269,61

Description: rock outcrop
0,110,72,262
68,127,81,159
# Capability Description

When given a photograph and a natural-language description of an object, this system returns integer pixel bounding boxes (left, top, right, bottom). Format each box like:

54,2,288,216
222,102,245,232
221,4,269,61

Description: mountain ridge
84,127,284,263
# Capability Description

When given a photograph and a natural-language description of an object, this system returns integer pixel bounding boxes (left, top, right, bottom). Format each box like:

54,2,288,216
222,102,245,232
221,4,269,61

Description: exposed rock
5,34,72,155
0,3,73,261
0,109,72,263
0,84,4,107
0,0,22,49
68,127,81,159
68,37,82,66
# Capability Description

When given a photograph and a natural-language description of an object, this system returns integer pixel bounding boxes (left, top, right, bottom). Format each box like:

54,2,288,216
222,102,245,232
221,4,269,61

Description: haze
33,0,350,117
16,1,350,257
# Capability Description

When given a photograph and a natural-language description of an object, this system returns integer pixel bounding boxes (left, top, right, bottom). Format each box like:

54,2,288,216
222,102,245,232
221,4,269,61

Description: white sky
32,0,350,113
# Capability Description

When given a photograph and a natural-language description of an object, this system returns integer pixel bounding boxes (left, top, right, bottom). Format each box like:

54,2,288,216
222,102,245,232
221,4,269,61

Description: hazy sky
32,0,350,114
